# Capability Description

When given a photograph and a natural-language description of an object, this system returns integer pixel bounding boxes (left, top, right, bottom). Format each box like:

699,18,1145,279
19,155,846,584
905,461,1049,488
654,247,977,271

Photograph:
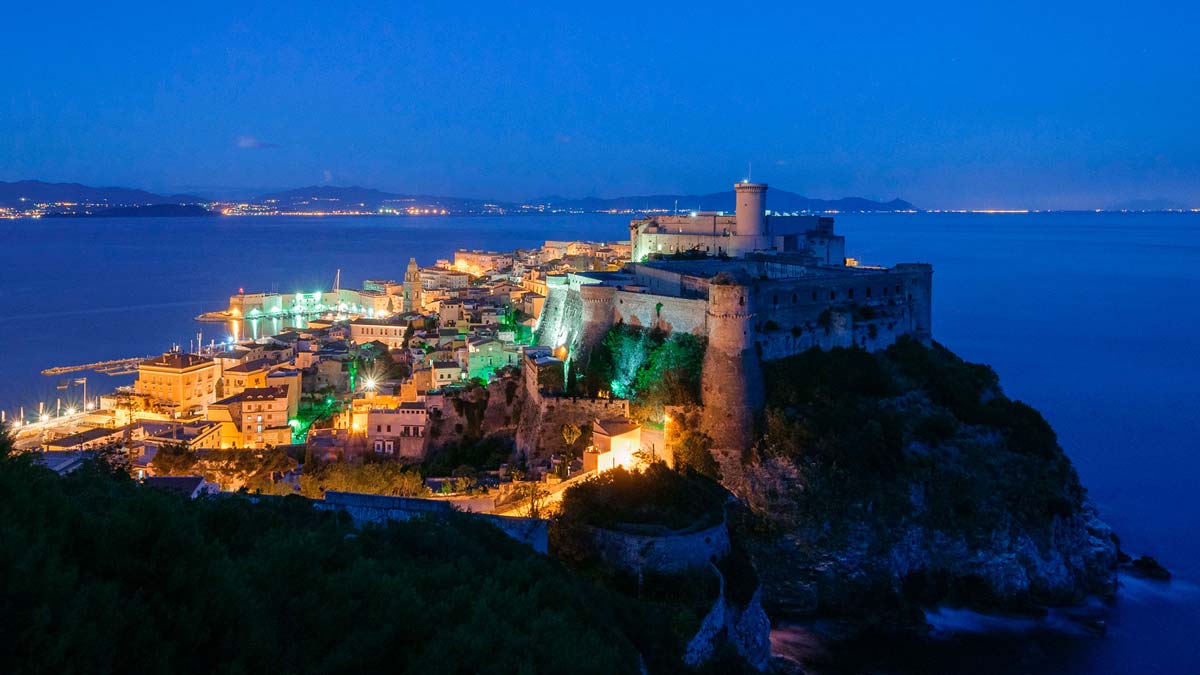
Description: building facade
135,352,218,414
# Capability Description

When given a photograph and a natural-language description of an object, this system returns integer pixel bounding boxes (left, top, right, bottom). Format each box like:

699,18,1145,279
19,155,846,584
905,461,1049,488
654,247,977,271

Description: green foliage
556,464,726,533
150,445,296,493
422,434,514,476
580,324,706,416
757,338,1085,545
299,460,427,499
673,428,720,480
0,456,645,674
0,423,15,459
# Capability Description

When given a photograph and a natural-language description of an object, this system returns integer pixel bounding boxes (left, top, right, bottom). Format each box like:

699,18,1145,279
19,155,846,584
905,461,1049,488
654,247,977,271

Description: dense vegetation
0,433,645,674
555,463,727,532
298,459,427,498
573,323,706,419
747,337,1085,545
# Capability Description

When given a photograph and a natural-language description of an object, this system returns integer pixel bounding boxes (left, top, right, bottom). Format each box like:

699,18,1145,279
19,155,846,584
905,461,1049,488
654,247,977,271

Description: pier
42,356,153,377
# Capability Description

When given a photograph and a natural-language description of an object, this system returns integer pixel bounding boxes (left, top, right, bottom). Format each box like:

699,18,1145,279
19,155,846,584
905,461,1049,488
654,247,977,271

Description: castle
535,182,933,453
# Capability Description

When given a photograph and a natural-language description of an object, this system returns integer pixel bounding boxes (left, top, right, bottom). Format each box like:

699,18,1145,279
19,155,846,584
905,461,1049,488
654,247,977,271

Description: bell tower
402,257,422,312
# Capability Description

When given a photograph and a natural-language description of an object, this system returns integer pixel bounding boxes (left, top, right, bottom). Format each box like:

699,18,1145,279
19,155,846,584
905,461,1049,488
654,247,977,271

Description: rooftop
593,418,640,437
140,352,213,370
241,386,289,401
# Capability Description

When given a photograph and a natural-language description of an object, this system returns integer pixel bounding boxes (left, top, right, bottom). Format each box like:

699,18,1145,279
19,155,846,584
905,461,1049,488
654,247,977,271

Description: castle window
772,294,778,306
866,287,872,297
792,293,797,304
811,291,817,301
829,291,836,300
895,285,901,293
848,289,854,299
739,296,745,306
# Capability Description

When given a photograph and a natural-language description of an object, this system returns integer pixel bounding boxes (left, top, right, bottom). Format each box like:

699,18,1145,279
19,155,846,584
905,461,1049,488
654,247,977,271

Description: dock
42,356,153,377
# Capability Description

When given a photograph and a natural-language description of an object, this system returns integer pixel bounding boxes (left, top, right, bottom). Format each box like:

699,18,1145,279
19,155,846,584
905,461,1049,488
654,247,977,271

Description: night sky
3,1,1197,209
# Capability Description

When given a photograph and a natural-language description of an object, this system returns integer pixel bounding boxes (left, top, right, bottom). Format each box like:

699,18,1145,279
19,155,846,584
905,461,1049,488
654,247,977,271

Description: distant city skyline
3,2,1198,210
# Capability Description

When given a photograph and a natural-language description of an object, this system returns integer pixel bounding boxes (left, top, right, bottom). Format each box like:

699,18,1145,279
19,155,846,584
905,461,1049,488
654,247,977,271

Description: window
848,289,854,299
829,291,836,300
866,287,872,298
376,425,381,433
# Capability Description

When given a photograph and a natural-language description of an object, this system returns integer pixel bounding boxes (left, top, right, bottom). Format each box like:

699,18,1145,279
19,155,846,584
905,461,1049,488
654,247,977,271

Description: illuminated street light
65,407,77,416
363,377,378,392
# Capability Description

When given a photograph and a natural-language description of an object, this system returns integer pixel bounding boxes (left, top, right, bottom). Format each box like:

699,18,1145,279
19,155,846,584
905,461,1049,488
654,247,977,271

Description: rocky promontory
716,339,1120,628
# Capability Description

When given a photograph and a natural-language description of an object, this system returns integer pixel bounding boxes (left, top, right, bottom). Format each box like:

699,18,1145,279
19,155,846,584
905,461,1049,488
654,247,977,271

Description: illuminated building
238,386,292,449
630,183,845,263
453,249,513,276
349,318,407,349
366,402,428,459
402,257,422,313
583,418,642,473
134,352,217,415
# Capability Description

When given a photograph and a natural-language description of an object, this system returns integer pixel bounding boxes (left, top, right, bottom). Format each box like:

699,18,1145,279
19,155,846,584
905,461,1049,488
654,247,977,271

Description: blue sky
2,1,1197,208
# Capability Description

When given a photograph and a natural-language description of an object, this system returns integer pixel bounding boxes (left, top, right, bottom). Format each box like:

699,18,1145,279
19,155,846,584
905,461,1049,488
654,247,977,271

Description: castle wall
584,519,730,575
743,264,933,358
532,276,582,351
514,394,630,459
319,491,548,553
609,291,707,336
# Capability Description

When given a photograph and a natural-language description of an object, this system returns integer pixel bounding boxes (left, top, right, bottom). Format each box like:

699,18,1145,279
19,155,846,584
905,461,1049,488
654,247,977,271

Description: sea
1,212,1197,672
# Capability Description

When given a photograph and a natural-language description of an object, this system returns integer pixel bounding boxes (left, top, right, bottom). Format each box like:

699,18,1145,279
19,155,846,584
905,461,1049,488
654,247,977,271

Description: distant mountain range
0,180,200,208
534,189,916,213
231,185,920,214
1,179,916,214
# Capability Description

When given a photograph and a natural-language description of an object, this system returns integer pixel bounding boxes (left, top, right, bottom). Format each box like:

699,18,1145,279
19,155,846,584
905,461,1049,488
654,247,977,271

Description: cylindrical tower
701,281,765,453
578,283,617,354
734,182,768,237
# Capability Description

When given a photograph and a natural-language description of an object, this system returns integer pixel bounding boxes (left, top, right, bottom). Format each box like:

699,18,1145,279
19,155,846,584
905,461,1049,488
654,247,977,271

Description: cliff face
724,339,1119,622
743,496,1117,619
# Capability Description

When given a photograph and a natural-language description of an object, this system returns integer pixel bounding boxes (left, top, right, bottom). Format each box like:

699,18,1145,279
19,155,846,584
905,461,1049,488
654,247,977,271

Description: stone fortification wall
746,263,933,358
514,394,630,460
537,279,707,358
318,491,548,553
532,276,581,351
584,519,730,576
609,291,707,336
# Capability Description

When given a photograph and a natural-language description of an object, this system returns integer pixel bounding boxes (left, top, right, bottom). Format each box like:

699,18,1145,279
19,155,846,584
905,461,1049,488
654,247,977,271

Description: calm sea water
1,212,1197,671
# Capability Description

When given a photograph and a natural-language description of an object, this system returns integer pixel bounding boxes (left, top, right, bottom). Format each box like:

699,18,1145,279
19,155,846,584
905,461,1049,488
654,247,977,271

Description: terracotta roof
241,386,289,401
140,352,212,370
592,418,640,437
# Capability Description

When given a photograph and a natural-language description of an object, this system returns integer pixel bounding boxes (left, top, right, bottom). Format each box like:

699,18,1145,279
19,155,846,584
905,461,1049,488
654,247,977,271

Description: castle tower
701,281,765,453
734,182,768,238
577,283,617,356
402,257,422,313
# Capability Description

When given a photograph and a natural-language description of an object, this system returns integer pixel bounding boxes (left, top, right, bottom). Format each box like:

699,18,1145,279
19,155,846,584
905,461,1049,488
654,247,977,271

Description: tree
0,424,14,459
561,423,582,449
674,429,720,480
